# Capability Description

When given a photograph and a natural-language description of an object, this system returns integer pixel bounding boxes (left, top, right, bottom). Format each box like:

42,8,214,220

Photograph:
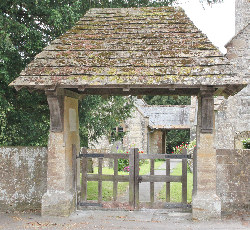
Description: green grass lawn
86,159,163,201
157,162,193,203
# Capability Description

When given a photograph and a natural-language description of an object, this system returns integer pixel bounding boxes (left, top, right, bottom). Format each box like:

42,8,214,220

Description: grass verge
157,162,193,203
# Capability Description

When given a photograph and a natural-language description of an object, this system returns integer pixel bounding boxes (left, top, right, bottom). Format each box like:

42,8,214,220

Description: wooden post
166,159,170,202
192,146,197,196
134,148,140,209
129,148,135,207
98,158,103,203
113,158,118,201
81,148,88,203
150,159,154,205
201,89,214,133
181,148,187,203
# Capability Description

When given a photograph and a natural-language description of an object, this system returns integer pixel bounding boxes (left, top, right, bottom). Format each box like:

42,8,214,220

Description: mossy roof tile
10,7,246,96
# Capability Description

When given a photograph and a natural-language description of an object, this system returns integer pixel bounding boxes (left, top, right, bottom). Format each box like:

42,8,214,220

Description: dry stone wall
0,147,47,212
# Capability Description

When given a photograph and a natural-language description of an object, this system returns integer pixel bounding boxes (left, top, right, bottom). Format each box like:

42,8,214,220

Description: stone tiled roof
10,7,245,96
136,100,191,129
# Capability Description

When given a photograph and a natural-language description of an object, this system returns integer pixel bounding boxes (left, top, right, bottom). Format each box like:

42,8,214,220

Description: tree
0,0,223,147
79,96,134,147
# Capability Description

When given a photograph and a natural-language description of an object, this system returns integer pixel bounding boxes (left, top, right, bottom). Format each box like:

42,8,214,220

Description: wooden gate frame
77,148,193,209
133,148,192,209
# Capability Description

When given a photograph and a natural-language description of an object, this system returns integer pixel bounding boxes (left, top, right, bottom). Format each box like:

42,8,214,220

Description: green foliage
0,1,86,146
79,96,134,147
118,159,129,171
242,138,250,149
143,95,191,105
166,129,190,154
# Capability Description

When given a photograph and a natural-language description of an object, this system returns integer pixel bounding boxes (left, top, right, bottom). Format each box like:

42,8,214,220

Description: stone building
215,0,250,149
90,98,197,154
215,0,250,212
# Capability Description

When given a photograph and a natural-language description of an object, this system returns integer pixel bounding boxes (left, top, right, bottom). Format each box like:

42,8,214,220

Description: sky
175,0,235,53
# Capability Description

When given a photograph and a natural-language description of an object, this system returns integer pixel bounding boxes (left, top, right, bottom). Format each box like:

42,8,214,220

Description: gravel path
0,209,249,230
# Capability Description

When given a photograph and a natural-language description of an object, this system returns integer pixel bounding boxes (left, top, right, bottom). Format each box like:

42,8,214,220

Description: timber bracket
46,88,65,132
200,88,215,134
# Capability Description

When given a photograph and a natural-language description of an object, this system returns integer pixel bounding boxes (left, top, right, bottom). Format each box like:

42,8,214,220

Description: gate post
192,89,221,220
129,148,139,209
134,148,140,209
129,148,135,208
42,89,81,216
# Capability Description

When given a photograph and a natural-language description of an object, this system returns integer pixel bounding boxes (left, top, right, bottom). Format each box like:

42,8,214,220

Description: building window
110,126,125,143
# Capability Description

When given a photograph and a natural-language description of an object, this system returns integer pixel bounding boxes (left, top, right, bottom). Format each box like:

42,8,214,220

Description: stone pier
41,89,80,216
192,89,221,220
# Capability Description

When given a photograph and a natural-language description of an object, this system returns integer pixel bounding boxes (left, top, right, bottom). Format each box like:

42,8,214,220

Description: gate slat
113,159,118,201
87,174,129,181
98,158,103,203
150,159,154,204
140,175,181,182
166,159,170,202
139,154,191,159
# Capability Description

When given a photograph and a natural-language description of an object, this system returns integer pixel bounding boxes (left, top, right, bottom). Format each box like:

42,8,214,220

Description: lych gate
10,7,246,220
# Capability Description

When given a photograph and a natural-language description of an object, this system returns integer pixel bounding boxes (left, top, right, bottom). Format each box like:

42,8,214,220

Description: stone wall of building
235,0,250,34
0,147,47,212
148,129,163,154
123,108,148,153
216,149,250,211
215,18,249,149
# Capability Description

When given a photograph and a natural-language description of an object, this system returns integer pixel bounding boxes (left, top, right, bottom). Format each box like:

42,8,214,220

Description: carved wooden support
46,89,64,132
200,89,214,133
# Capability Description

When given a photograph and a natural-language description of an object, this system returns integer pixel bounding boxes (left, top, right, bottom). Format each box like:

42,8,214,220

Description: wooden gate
77,148,192,210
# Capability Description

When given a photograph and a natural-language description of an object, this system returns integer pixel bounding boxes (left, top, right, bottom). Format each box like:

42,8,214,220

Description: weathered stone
192,193,221,220
0,147,47,212
42,90,80,217
216,0,250,150
216,149,250,212
41,191,75,216
192,93,221,220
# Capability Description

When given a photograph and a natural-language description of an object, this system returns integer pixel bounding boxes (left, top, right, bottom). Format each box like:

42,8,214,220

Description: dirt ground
0,209,249,230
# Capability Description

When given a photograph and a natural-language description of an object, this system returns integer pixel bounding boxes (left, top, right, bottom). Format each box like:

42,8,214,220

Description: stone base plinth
41,190,76,216
192,192,221,220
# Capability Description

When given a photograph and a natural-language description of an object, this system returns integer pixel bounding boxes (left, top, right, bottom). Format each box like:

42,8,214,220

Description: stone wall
0,147,47,212
235,0,250,34
123,108,148,153
216,149,250,212
215,23,250,149
148,129,163,154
